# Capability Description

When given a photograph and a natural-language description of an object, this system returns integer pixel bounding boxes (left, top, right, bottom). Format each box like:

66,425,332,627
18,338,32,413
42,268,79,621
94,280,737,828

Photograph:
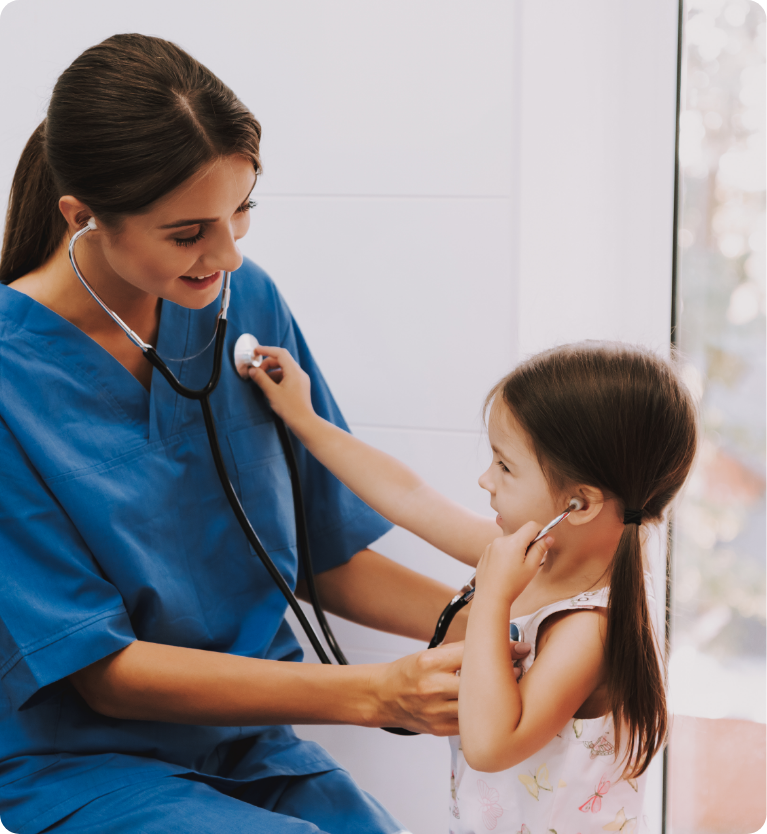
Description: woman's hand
366,641,531,735
474,521,554,605
247,345,316,427
370,643,463,735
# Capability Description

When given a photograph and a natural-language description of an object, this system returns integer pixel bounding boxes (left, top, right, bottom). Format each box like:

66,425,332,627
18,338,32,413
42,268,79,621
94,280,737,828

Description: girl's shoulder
513,571,657,670
512,584,609,638
510,586,608,675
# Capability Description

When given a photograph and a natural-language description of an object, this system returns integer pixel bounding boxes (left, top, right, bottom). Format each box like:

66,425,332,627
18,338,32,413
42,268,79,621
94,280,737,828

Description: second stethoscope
426,498,584,649
69,219,579,736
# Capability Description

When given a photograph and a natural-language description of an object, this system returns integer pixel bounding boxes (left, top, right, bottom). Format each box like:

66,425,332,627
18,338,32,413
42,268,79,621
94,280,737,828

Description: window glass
669,1,765,831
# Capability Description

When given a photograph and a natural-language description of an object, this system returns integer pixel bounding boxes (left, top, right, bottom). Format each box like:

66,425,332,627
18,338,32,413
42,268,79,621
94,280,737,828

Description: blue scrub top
0,259,392,834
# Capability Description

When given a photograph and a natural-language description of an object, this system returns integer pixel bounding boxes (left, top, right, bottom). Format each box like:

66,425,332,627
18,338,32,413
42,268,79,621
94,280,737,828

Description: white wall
0,2,679,832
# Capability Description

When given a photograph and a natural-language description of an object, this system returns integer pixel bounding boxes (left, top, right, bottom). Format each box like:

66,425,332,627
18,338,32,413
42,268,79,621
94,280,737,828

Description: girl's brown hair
1,33,262,285
487,342,698,777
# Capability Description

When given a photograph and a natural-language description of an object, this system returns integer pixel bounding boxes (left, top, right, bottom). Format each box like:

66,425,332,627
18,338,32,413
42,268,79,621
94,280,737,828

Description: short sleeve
264,279,394,575
0,417,135,711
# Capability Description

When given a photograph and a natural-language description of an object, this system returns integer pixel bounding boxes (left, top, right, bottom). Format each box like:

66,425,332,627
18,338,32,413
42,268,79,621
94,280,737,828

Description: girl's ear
566,485,605,526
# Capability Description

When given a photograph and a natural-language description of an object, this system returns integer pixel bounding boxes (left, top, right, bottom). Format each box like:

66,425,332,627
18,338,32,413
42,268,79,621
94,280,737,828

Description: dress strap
511,586,610,674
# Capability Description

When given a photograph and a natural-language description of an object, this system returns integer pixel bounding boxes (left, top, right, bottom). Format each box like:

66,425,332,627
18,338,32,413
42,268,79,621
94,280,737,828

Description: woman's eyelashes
173,200,256,247
174,229,205,247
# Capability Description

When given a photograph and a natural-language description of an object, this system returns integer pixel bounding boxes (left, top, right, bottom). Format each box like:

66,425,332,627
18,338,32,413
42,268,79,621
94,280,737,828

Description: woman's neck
10,236,160,390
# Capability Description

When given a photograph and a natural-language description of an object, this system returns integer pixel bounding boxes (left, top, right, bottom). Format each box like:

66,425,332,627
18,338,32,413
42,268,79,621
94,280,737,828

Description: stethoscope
427,497,584,649
69,220,579,736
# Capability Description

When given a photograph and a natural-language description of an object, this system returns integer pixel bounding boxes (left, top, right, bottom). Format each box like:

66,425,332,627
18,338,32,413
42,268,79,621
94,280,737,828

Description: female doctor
0,34,524,834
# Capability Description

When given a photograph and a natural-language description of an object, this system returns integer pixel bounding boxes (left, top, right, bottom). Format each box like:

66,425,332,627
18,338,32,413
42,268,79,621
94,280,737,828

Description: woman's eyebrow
159,180,257,229
159,217,218,229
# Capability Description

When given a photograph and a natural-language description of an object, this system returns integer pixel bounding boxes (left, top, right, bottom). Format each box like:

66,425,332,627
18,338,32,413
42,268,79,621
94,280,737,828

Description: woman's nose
206,226,243,274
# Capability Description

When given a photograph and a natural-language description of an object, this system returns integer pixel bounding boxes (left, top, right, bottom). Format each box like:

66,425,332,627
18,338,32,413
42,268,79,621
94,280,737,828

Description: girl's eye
496,460,510,473
174,229,205,247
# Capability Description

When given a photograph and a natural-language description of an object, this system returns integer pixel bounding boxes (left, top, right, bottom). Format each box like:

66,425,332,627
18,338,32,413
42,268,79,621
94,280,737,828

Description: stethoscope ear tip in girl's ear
568,497,585,511
86,217,97,230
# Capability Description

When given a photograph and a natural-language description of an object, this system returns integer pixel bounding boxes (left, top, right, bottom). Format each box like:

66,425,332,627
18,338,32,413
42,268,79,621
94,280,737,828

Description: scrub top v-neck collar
0,283,208,443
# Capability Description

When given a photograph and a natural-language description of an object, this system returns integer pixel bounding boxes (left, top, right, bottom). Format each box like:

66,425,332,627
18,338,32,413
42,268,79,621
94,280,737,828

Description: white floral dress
448,586,653,834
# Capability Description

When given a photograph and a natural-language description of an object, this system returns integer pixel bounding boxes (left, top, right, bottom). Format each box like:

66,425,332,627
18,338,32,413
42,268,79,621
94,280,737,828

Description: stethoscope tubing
161,339,415,734
68,220,567,736
428,509,574,649
68,224,413,733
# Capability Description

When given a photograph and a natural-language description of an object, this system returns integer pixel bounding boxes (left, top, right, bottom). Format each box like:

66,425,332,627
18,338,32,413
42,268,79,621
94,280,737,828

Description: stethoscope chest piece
509,622,525,642
234,333,264,378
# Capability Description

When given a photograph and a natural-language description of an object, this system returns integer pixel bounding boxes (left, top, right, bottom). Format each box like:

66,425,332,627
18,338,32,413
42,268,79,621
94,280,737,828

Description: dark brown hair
486,341,698,777
1,34,262,285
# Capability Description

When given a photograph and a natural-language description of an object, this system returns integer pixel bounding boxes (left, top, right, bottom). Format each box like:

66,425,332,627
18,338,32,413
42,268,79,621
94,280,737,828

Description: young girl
249,340,698,834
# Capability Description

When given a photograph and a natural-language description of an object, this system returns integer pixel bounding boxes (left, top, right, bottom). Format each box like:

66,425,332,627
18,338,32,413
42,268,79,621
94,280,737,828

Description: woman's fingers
512,641,531,661
374,643,465,736
511,641,531,680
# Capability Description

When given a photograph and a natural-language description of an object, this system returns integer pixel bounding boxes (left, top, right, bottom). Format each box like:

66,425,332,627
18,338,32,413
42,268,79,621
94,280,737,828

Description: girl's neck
510,515,622,617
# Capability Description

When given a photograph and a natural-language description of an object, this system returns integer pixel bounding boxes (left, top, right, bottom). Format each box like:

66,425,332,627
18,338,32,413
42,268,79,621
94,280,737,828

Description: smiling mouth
178,271,222,289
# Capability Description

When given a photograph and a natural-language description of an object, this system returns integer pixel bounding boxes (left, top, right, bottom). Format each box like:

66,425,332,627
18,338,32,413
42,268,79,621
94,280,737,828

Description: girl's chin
496,516,513,536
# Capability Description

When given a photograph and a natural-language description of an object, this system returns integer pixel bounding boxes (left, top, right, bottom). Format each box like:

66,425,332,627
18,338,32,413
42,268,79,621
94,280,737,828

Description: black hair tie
623,508,644,526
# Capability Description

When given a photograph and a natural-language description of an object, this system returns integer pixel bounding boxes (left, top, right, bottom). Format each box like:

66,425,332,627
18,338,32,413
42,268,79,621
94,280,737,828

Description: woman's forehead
144,155,256,225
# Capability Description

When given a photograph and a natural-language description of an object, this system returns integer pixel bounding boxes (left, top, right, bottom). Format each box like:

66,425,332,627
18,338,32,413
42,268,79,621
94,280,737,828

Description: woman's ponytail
0,121,66,285
605,521,667,777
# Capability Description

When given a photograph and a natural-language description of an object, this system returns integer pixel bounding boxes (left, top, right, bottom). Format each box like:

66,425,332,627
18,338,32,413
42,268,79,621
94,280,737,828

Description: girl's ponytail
0,121,66,285
605,520,667,777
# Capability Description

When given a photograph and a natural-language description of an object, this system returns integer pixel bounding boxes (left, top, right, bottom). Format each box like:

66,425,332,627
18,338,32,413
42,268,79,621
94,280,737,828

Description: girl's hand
247,346,316,426
474,521,554,605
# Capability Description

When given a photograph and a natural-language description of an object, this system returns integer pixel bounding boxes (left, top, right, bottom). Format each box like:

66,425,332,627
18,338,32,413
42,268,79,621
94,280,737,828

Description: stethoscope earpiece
431,496,590,648
86,217,98,231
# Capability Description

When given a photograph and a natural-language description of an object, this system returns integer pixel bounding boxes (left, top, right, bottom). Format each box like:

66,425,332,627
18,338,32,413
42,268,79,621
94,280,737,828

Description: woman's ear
58,196,95,234
566,485,605,526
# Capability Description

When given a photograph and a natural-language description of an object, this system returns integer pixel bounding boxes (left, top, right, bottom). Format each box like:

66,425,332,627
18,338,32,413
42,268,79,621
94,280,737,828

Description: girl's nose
478,466,493,493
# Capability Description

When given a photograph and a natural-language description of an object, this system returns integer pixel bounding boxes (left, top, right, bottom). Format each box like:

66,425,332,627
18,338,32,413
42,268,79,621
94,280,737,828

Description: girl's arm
458,523,608,772
249,346,499,566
